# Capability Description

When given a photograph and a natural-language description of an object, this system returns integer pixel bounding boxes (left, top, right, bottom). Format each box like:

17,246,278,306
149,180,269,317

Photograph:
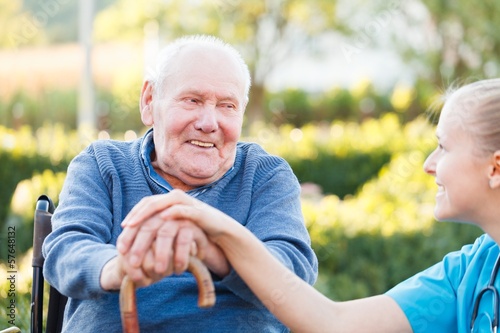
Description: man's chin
180,172,220,187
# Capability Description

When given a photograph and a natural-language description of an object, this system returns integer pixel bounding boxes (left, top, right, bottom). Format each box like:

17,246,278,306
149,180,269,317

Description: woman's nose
423,151,436,176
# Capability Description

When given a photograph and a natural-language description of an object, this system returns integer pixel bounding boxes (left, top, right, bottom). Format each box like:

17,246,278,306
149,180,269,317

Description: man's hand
101,245,165,290
117,191,230,283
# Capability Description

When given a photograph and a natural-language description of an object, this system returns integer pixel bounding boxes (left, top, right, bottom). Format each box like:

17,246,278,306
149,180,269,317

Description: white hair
145,35,251,101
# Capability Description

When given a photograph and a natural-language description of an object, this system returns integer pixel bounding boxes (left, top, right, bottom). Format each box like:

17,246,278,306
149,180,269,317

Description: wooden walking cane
119,256,216,333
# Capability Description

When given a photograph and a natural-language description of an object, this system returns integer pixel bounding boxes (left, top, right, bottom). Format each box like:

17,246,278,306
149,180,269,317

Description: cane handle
120,256,216,333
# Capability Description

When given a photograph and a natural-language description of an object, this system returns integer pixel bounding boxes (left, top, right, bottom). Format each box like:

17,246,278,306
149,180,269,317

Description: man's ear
242,97,249,113
488,150,500,189
140,80,154,126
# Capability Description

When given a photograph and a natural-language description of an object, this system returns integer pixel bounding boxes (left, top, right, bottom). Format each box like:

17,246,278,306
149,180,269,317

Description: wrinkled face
140,46,247,190
423,98,491,224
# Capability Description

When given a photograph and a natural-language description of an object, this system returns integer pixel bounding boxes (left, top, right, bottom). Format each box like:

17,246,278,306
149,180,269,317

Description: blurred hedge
248,114,406,197
0,88,145,135
311,223,483,301
0,77,439,136
0,90,78,130
263,79,436,127
301,119,484,299
0,125,81,261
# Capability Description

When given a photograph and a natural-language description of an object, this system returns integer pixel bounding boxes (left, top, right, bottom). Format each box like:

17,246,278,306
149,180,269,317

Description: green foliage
93,0,349,122
0,0,115,47
0,88,146,135
266,89,315,127
6,170,66,259
264,81,428,128
94,0,343,45
249,114,407,197
0,0,27,48
0,125,80,260
302,118,484,299
289,149,390,198
0,89,77,130
312,224,483,301
367,0,500,86
94,69,145,134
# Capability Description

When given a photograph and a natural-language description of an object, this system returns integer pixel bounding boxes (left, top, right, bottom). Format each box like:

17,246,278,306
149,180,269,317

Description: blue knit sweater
43,132,318,333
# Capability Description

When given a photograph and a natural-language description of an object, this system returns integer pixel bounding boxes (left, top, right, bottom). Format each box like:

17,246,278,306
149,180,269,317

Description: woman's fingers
121,190,192,228
121,194,168,227
160,203,226,239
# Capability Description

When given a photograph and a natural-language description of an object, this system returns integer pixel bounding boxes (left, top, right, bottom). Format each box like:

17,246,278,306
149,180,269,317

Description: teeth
190,140,214,148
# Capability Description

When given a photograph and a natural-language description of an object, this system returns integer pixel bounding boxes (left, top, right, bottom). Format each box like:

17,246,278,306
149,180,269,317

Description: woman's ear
140,81,154,126
488,151,500,189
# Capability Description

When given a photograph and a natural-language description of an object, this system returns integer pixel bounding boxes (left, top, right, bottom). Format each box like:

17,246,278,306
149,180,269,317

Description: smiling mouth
189,140,215,148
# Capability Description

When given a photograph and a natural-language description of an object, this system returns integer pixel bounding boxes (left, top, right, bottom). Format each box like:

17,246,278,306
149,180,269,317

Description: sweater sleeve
219,157,319,306
42,145,120,299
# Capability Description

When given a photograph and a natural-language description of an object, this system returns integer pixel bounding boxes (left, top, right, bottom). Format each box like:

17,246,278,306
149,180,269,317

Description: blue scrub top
386,233,500,333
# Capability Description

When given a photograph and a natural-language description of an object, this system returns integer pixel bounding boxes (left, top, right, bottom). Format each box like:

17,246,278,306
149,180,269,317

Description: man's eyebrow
218,97,239,105
182,89,236,98
180,89,241,105
181,89,204,97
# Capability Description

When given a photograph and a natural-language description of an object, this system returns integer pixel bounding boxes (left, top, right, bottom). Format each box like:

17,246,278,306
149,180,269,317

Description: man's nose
195,104,218,133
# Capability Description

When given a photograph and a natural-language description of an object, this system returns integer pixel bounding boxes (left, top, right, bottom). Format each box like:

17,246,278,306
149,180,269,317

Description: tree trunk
244,84,266,133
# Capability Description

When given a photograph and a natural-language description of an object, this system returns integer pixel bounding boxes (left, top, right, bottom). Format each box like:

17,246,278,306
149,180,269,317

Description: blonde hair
145,35,251,101
445,78,500,154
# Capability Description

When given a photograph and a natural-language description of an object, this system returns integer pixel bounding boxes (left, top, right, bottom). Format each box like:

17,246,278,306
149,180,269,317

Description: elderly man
43,35,317,332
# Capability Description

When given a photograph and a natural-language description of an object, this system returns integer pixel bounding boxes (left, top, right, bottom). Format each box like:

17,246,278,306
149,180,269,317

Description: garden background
1,0,498,331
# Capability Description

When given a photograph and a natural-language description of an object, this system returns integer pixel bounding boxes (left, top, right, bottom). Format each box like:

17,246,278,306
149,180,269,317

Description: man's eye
220,103,235,109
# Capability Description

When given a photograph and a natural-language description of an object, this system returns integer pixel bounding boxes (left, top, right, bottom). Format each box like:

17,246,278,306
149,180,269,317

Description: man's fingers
117,225,140,254
189,226,209,260
118,196,169,255
121,254,152,287
126,214,164,267
142,247,155,273
154,221,179,274
190,242,198,257
142,247,165,282
174,227,194,274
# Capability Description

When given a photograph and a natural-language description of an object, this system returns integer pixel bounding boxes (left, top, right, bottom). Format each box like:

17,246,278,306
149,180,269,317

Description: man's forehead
175,44,231,63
